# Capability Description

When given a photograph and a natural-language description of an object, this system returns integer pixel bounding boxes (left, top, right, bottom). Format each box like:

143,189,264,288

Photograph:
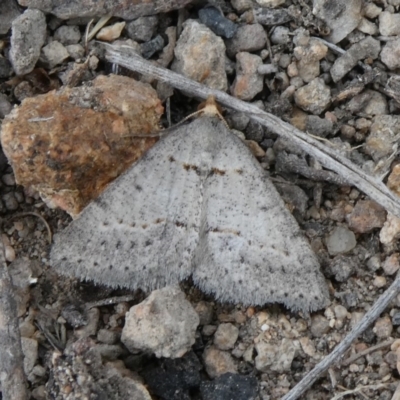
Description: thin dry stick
104,46,400,219
0,236,29,400
6,212,52,243
85,294,137,309
330,383,392,400
341,338,394,367
281,272,400,400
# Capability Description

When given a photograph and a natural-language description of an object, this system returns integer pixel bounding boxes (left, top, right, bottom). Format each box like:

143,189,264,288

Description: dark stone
335,291,358,308
327,255,357,282
61,304,88,328
0,0,21,35
245,120,264,142
198,6,237,39
275,183,309,216
142,351,202,400
141,35,165,59
392,312,400,326
305,115,333,138
200,373,258,400
0,57,12,78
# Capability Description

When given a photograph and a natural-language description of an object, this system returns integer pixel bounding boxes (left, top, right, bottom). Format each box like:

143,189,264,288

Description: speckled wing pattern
50,116,329,312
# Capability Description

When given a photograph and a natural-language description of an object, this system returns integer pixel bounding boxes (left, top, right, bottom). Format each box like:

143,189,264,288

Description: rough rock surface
1,74,162,216
231,52,263,100
171,19,228,91
121,286,199,358
18,0,197,20
9,9,47,75
312,0,362,44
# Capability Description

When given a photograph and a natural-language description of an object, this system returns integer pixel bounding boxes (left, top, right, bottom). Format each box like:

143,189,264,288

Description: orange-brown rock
347,199,386,233
1,74,163,217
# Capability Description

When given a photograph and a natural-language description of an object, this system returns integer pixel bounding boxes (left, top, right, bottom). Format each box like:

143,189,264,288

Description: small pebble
141,34,164,59
231,52,263,100
373,316,393,339
198,6,238,39
126,16,158,42
65,44,85,60
382,253,400,276
96,21,126,42
203,346,237,378
373,276,387,288
225,24,267,58
40,41,69,69
203,325,217,336
54,25,81,45
3,192,19,210
200,373,258,400
310,315,330,338
2,173,15,186
347,200,386,233
392,312,400,326
97,328,119,344
294,78,331,115
195,301,214,325
213,323,239,351
325,226,357,256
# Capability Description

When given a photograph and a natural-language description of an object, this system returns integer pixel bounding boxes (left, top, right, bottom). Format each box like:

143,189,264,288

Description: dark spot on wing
211,167,226,175
94,262,98,266
299,294,304,298
61,256,67,261
103,221,109,226
118,219,123,224
129,223,136,228
77,259,82,263
145,239,153,246
175,221,186,228
116,241,121,249
109,265,113,270
169,155,175,162
183,163,199,172
93,196,107,209
208,227,240,236
235,169,243,174
284,292,288,297
135,185,142,191
100,241,106,246
155,218,165,224
130,241,136,249
142,224,148,229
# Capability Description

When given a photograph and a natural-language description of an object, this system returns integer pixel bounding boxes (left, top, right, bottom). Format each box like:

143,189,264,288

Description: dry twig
330,383,392,400
0,235,29,400
341,338,395,367
5,212,52,243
